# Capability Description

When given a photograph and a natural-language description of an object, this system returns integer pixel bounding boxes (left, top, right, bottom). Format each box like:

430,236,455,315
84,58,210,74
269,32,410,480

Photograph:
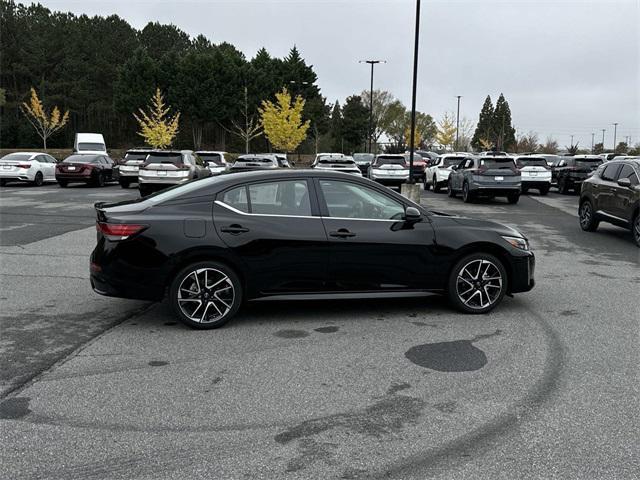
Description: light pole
612,123,618,150
591,133,595,153
359,60,386,153
455,95,462,151
570,134,574,147
601,129,606,147
407,0,421,187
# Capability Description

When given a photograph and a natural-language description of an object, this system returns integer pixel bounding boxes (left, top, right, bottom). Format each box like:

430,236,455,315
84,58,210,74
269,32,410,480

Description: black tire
119,179,130,189
94,172,105,187
521,186,528,194
139,186,151,197
423,177,430,191
170,261,242,329
462,182,473,203
507,193,520,204
34,171,44,187
447,182,456,197
433,175,441,193
633,212,640,248
579,199,599,232
0,179,6,187
447,253,508,314
58,179,68,188
540,185,550,196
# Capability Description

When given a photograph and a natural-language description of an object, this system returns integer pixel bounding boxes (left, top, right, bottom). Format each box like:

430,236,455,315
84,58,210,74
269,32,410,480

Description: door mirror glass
404,206,421,222
617,177,632,188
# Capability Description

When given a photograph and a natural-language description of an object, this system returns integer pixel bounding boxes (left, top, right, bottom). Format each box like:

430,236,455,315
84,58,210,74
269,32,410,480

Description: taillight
17,163,31,169
96,222,147,241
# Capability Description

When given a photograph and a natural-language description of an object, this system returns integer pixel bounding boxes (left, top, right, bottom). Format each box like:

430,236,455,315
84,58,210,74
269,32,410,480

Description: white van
74,133,106,155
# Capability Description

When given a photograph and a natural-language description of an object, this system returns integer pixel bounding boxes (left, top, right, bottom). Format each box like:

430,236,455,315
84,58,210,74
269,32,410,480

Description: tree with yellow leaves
133,88,180,149
20,88,69,150
259,88,310,153
436,112,457,151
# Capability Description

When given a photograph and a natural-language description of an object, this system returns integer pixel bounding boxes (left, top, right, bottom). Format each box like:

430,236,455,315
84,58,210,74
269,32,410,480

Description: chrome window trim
215,200,403,222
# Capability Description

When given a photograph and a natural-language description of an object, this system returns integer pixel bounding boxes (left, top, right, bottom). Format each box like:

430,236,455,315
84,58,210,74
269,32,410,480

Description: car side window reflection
320,180,405,220
248,180,311,216
221,186,249,213
617,165,639,186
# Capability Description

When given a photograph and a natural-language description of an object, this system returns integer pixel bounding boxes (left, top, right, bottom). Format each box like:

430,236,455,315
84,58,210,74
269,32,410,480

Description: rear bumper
522,180,551,188
509,254,535,293
469,185,521,196
373,177,409,186
138,176,189,186
0,170,35,181
55,173,92,181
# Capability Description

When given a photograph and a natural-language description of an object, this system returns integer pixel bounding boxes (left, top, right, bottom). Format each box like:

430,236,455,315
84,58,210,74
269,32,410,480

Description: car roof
1,152,45,157
196,151,227,154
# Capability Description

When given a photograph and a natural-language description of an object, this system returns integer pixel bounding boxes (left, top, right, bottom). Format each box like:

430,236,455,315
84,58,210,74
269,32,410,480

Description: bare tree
360,89,398,145
539,136,559,154
226,86,263,154
516,131,539,153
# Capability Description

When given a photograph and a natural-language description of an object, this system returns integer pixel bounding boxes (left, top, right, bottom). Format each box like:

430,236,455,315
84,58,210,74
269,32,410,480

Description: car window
247,180,311,216
221,186,249,213
193,154,205,167
601,163,621,181
47,155,57,163
463,159,474,169
320,180,405,220
617,165,639,186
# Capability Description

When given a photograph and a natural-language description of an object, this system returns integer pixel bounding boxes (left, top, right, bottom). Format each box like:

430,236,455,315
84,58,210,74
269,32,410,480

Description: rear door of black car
315,178,437,291
213,178,328,295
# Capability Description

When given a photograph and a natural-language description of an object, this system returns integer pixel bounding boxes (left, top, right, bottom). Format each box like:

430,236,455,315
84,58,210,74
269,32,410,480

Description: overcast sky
40,0,639,149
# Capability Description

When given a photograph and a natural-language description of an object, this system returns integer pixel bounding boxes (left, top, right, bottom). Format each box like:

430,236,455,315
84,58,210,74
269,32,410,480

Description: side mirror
404,206,422,222
451,165,458,171
617,177,632,188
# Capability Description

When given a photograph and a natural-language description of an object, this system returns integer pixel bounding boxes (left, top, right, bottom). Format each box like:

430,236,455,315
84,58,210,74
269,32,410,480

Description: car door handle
220,225,249,234
329,229,356,238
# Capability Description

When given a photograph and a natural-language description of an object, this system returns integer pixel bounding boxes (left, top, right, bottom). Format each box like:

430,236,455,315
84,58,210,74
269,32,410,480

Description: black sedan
90,170,535,329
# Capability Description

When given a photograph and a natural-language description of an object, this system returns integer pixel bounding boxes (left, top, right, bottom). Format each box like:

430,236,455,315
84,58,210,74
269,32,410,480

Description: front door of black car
316,178,437,291
213,179,328,295
612,164,639,221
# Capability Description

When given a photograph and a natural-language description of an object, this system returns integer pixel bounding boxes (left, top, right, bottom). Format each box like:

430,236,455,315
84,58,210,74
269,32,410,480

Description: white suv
514,155,552,195
0,152,58,186
424,153,472,192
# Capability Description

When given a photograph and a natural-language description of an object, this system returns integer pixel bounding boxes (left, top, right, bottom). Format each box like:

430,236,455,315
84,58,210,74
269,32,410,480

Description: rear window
1,153,32,161
480,158,515,169
64,155,101,163
516,158,548,167
77,143,105,151
374,156,406,166
124,152,149,161
236,157,274,164
145,153,182,164
199,153,224,165
576,159,603,168
319,158,355,164
441,156,466,166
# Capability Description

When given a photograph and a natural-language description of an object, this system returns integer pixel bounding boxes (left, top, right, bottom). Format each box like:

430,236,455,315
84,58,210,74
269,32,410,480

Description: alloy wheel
634,215,640,246
579,202,592,228
34,172,44,186
177,268,235,323
455,259,503,310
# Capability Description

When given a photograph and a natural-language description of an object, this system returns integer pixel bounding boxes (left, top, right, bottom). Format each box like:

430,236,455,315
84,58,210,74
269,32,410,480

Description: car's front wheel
448,253,507,314
579,200,599,231
632,212,639,247
447,182,456,197
433,175,441,193
170,261,242,329
462,182,474,203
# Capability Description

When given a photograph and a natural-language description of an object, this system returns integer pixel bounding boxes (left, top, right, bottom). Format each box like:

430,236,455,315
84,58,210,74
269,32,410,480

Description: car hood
430,212,525,238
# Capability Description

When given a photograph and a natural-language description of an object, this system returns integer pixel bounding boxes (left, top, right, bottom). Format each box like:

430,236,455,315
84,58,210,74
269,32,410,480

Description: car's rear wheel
507,193,520,204
631,212,639,247
34,171,44,186
58,179,68,188
447,182,456,197
579,200,599,231
462,182,474,203
170,261,242,329
558,177,570,194
423,177,430,190
447,253,507,314
521,186,528,194
119,179,130,189
433,175,441,193
540,185,550,195
0,179,7,187
94,172,105,187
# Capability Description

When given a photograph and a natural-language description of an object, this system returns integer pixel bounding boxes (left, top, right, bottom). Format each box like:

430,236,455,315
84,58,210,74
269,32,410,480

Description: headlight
502,236,529,251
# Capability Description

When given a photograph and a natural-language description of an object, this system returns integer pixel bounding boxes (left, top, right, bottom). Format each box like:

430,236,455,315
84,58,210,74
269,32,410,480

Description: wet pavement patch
0,397,31,419
405,330,501,372
148,360,169,367
314,326,339,333
387,382,411,395
274,329,309,338
411,321,439,328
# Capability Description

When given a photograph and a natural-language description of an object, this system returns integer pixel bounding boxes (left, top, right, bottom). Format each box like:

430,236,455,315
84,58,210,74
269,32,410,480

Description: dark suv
554,155,603,194
579,159,640,246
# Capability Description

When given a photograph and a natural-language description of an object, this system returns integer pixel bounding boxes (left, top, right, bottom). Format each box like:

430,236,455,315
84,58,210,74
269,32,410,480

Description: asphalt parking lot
1,183,638,479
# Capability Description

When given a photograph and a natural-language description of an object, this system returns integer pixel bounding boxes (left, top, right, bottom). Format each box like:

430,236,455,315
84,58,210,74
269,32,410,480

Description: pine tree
329,100,342,151
471,95,494,151
492,93,516,151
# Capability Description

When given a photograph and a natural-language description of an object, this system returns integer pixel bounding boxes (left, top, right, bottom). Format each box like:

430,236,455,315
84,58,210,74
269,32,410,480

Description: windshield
319,158,354,164
1,153,32,161
374,156,406,167
576,159,603,168
441,156,466,167
480,158,515,169
517,158,548,167
353,153,374,164
199,154,224,165
236,157,274,164
145,153,182,164
77,142,105,151
64,155,100,163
